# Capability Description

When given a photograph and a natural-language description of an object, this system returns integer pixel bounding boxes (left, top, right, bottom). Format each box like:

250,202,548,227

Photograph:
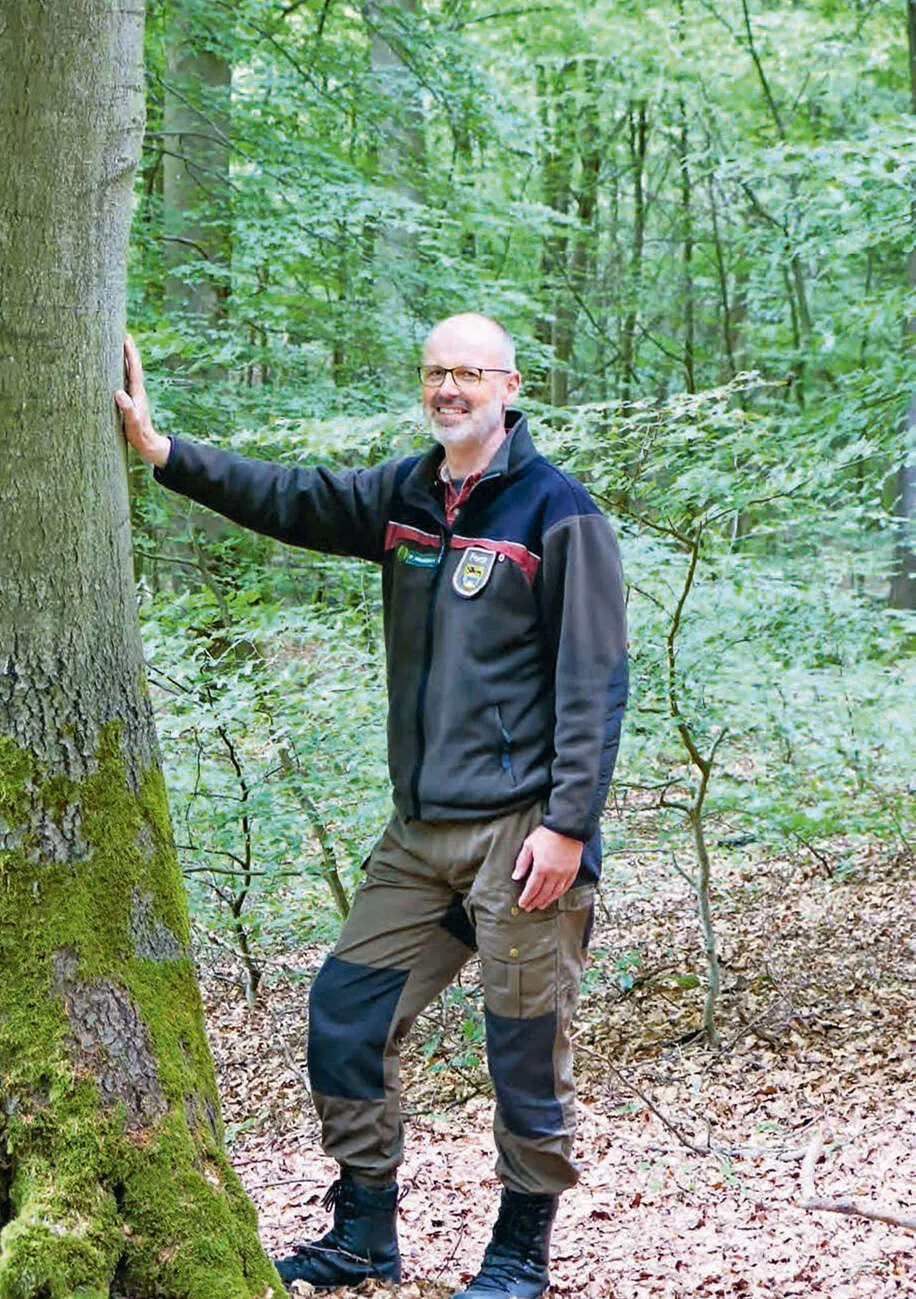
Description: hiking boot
451,1188,558,1297
273,1172,401,1289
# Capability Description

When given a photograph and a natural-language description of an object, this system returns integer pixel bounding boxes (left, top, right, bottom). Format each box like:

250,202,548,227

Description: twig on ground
431,1214,467,1282
727,1003,788,1051
574,1041,844,1162
247,1175,326,1193
573,1039,716,1155
258,993,313,1096
799,1130,916,1234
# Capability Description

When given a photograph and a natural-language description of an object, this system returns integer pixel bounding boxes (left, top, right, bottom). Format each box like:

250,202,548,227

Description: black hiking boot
450,1188,558,1298
273,1172,401,1290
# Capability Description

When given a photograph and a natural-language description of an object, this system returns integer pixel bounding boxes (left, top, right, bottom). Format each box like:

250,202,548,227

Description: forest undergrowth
200,830,915,1298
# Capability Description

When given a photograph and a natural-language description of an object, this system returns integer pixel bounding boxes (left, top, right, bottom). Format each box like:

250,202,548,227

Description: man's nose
440,370,461,395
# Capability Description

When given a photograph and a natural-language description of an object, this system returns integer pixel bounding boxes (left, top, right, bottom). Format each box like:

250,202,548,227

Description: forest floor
202,837,916,1298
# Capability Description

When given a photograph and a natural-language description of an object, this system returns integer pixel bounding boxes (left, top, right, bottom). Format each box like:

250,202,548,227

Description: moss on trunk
0,726,281,1297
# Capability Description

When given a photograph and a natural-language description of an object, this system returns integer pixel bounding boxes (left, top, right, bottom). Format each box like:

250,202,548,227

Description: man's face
421,319,520,448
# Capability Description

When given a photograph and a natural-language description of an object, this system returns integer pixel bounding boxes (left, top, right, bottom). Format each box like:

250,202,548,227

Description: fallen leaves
198,838,915,1296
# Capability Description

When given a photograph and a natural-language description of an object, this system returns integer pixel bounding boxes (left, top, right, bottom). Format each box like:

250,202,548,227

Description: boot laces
321,1176,364,1233
476,1195,553,1284
289,1179,365,1264
321,1178,344,1214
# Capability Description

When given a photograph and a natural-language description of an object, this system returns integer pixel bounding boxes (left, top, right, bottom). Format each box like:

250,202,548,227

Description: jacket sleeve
152,434,400,561
538,510,628,842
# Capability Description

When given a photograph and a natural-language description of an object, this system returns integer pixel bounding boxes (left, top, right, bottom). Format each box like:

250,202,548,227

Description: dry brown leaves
202,839,916,1297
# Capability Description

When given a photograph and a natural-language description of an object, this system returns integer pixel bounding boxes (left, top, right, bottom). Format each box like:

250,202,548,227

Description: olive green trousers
306,801,595,1195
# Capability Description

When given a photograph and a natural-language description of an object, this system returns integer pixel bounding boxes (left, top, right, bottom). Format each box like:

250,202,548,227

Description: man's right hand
115,334,171,468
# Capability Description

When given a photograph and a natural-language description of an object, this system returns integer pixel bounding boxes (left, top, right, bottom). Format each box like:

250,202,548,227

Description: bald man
117,314,628,1298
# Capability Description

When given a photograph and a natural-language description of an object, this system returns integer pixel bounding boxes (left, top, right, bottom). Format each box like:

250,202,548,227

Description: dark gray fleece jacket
154,409,628,880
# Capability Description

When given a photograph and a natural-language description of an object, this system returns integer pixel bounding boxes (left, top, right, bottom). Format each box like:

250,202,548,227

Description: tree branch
800,1131,916,1234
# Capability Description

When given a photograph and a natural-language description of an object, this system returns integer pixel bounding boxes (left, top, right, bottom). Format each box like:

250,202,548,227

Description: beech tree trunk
534,60,576,404
889,0,916,609
0,4,279,1295
363,0,426,348
620,100,648,404
162,19,232,340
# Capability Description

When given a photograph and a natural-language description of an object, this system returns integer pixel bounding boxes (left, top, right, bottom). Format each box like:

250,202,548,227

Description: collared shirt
438,432,508,528
440,464,485,528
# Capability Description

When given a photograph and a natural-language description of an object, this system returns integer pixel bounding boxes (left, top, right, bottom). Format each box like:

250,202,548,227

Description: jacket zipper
408,465,503,817
410,527,449,818
495,705,517,786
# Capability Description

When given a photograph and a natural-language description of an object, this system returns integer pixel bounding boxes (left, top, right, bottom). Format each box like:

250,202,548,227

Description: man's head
421,313,521,449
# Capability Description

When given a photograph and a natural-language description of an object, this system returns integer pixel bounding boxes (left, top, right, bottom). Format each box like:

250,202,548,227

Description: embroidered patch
453,546,496,597
396,543,439,568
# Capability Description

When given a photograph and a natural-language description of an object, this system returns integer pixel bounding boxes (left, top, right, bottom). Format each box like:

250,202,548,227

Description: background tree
890,0,916,609
0,1,280,1293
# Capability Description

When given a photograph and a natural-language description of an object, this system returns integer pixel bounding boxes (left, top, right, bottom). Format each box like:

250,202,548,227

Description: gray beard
427,394,504,448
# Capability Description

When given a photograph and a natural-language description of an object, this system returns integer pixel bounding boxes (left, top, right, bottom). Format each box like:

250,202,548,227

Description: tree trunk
0,4,279,1294
678,98,696,394
705,165,738,381
162,25,232,342
890,0,916,608
620,100,648,404
558,59,602,406
363,0,426,351
534,61,576,404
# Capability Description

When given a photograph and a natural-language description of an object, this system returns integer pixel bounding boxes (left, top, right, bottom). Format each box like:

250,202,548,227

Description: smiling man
116,312,628,1298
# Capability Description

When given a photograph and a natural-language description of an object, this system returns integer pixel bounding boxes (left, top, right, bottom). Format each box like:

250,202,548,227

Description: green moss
0,1160,122,1299
0,725,281,1296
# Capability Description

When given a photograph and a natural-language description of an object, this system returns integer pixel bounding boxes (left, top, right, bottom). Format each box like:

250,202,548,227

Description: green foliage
128,0,914,986
140,546,390,958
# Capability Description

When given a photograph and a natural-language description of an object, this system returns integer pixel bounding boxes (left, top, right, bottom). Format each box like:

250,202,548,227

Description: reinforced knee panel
485,1006,565,1138
308,955,409,1099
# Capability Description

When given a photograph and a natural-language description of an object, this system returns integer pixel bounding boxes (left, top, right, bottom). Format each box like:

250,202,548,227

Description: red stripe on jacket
384,521,440,551
451,534,540,584
385,522,540,584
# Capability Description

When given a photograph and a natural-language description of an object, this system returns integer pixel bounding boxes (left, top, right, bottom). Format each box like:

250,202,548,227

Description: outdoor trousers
306,800,595,1195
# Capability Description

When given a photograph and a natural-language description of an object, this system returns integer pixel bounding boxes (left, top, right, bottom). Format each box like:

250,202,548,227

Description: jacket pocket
494,705,517,787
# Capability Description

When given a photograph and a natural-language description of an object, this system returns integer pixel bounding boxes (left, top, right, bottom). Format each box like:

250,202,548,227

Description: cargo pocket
476,900,559,1021
556,885,595,1018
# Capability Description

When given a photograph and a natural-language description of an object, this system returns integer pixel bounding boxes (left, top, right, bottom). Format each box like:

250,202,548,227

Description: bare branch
800,1131,916,1234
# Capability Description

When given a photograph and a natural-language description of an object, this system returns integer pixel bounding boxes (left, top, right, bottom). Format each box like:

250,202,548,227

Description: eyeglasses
417,365,513,388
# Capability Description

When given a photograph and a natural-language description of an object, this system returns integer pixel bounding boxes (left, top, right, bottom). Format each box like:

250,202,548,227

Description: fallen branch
799,1130,916,1234
574,1041,845,1162
574,1039,709,1153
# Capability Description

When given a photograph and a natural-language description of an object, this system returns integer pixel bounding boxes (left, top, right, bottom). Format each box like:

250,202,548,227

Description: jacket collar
400,408,536,523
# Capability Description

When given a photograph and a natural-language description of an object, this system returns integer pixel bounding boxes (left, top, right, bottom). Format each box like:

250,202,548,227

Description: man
116,313,628,1298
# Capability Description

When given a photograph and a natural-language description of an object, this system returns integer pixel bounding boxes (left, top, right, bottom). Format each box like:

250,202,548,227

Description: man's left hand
512,825,584,911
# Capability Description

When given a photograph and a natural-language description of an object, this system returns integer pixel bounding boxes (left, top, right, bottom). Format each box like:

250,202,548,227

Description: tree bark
557,59,602,406
0,3,279,1293
620,100,648,404
534,60,576,403
705,166,738,380
362,0,427,349
677,99,696,394
162,20,232,342
890,0,916,608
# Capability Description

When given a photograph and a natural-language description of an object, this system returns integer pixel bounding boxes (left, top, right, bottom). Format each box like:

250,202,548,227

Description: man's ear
507,370,521,400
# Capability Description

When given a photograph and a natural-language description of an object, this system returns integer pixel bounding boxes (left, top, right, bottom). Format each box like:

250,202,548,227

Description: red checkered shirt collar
439,434,508,527
441,464,485,528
